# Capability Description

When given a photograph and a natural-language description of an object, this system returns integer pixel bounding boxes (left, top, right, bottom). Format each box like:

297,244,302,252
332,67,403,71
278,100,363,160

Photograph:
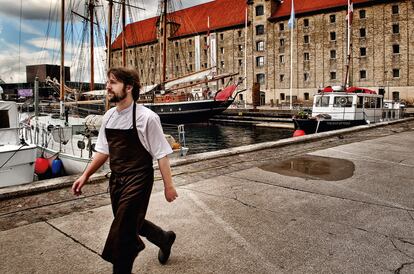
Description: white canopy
82,90,107,96
164,68,215,90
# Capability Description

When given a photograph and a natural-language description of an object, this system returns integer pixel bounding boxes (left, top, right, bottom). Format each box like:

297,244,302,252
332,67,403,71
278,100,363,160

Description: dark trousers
102,173,168,274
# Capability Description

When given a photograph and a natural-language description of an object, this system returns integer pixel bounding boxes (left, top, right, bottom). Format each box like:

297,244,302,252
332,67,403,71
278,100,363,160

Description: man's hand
72,175,88,196
70,152,108,196
164,185,178,202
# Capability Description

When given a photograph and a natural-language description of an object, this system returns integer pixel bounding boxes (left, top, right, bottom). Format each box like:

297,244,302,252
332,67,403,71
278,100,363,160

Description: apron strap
132,102,136,129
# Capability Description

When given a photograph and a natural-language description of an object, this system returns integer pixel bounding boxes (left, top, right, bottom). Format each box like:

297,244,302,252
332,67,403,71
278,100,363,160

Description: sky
0,0,211,84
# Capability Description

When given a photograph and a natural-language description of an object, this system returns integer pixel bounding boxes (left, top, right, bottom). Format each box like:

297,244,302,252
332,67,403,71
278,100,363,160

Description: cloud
0,0,213,84
0,48,51,83
0,0,59,20
27,37,61,51
0,44,108,84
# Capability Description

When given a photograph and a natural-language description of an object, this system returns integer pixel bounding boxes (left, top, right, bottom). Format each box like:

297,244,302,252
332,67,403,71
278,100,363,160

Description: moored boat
0,101,37,187
293,86,404,134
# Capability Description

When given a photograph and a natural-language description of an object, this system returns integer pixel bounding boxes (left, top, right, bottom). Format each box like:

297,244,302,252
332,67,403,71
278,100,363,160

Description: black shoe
158,231,176,265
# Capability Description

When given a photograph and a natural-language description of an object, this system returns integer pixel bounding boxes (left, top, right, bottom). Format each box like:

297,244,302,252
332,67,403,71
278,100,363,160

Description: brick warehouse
110,0,414,106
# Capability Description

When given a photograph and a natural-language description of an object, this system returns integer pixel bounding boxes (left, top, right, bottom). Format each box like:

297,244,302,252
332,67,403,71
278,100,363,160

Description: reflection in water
259,155,355,181
163,123,293,155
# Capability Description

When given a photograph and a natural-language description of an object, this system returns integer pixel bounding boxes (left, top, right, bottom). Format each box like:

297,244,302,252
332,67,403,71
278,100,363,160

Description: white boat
23,112,188,176
293,86,404,134
0,101,37,187
21,113,102,176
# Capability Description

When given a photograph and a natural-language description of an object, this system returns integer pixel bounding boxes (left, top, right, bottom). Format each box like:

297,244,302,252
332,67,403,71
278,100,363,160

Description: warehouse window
393,69,400,78
256,41,265,51
360,47,366,57
256,56,265,67
393,44,400,54
360,70,367,79
256,25,265,35
393,24,399,34
256,73,265,85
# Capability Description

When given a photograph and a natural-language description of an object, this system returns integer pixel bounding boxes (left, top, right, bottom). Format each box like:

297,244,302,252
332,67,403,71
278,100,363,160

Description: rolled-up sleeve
145,114,173,159
94,117,109,155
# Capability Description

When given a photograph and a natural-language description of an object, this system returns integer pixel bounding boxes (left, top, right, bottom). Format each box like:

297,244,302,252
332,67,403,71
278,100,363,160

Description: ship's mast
162,0,168,83
89,0,95,91
122,0,126,66
106,0,113,110
107,0,113,69
60,0,65,118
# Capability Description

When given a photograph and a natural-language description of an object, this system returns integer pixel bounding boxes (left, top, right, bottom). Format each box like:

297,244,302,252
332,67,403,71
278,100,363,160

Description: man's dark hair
107,67,141,101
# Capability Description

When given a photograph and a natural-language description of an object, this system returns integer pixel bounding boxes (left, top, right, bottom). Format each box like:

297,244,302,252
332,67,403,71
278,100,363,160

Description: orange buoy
293,129,306,137
172,142,181,149
35,157,49,174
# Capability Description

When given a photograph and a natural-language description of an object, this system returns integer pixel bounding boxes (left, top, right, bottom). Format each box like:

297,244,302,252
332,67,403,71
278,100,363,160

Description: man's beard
108,87,127,102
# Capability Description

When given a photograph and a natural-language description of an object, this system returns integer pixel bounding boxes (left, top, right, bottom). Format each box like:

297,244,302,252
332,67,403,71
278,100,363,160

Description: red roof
112,0,247,50
113,0,375,49
271,0,372,19
112,17,158,50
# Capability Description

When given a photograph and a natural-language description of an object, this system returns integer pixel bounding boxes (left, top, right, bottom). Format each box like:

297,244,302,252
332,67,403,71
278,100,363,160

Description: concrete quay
1,118,414,274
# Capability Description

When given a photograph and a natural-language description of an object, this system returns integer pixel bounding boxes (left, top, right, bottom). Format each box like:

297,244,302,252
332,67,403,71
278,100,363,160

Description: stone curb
1,117,412,200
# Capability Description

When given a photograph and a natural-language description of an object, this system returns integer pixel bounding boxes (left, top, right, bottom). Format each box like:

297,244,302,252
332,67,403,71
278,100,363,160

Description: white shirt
95,103,173,160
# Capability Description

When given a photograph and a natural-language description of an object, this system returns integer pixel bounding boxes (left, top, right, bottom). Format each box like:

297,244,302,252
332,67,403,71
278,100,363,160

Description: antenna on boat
243,6,248,108
343,0,353,89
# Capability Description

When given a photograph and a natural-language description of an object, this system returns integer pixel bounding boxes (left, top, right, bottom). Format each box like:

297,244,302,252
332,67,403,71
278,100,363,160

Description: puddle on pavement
259,155,355,181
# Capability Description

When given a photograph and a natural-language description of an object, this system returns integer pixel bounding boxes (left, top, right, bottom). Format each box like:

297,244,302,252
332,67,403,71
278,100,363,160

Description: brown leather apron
101,103,154,266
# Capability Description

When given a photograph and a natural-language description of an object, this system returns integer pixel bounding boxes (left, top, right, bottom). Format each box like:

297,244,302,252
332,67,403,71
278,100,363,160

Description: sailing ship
25,0,188,177
109,0,245,124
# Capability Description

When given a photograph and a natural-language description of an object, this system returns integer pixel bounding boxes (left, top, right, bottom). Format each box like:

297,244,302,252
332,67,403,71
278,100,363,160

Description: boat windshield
333,96,353,107
315,96,330,107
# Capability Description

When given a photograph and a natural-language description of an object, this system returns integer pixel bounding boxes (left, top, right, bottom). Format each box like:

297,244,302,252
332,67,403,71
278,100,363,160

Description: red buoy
35,157,49,174
293,129,306,137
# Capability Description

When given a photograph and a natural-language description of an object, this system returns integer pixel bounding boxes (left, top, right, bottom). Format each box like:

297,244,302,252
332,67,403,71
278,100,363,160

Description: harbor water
163,123,294,155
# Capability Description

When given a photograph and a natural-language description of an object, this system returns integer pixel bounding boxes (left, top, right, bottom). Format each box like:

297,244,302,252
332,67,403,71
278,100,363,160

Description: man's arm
157,156,178,202
72,152,109,195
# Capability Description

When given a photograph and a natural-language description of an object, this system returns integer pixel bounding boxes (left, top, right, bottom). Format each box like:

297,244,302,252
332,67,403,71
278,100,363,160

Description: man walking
72,67,178,274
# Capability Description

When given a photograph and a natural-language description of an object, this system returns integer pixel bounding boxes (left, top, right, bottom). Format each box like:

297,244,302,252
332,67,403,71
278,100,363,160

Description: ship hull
144,99,234,124
293,119,368,134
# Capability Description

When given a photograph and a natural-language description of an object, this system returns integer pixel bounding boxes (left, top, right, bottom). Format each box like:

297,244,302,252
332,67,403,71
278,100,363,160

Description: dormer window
256,5,264,16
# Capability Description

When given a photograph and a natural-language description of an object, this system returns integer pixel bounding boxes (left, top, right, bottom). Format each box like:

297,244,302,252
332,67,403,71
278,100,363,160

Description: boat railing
161,124,188,157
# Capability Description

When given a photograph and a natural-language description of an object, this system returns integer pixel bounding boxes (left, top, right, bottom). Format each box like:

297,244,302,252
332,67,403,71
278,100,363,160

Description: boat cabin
312,92,384,123
312,88,403,122
0,101,21,144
